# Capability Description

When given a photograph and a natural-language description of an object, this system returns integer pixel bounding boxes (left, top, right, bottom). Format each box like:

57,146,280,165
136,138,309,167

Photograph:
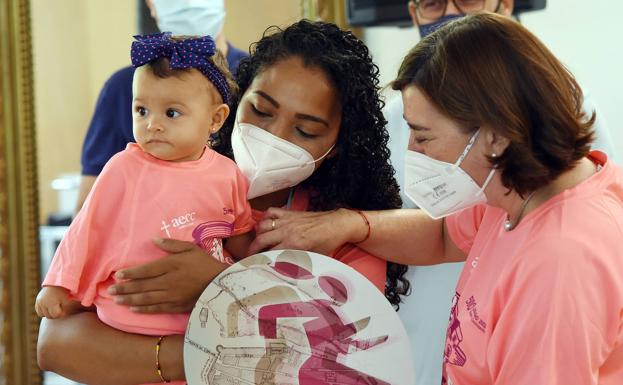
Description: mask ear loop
476,168,496,197
454,129,480,167
454,128,495,196
307,142,337,165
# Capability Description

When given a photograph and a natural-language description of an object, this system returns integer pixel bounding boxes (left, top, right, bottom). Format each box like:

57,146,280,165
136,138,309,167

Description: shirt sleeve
332,244,387,293
485,237,620,385
80,67,135,176
445,204,487,254
230,165,254,235
43,154,130,306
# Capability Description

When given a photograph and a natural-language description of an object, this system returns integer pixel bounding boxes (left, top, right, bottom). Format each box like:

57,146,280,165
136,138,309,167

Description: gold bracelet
155,336,171,383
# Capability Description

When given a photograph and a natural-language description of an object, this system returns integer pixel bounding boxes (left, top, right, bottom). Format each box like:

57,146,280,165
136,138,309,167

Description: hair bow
130,32,230,103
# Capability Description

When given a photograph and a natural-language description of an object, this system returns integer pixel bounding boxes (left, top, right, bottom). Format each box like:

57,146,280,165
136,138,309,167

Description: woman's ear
210,103,230,134
483,127,510,158
498,0,514,17
407,1,419,26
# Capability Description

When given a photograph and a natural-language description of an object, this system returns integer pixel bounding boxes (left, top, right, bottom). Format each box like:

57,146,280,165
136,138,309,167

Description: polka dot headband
130,32,230,103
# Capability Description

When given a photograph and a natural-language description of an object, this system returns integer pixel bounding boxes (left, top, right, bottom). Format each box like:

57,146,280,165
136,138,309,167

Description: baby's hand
35,286,72,318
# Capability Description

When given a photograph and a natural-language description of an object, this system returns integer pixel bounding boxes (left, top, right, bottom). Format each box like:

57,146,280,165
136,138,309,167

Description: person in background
381,2,619,383
76,0,247,212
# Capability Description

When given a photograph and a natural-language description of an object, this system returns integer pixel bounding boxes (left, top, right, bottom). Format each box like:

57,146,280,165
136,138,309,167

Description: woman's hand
249,207,367,255
108,238,228,313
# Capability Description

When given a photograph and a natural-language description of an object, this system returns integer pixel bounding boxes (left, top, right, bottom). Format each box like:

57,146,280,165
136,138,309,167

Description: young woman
37,20,410,384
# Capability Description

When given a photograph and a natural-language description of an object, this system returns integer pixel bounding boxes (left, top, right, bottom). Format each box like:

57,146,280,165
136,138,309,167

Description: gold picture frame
0,0,42,384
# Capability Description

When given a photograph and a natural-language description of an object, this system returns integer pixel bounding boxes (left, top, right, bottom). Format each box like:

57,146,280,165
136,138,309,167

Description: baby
36,33,254,371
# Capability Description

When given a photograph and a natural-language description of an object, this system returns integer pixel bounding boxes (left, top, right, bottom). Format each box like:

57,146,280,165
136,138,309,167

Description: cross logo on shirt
161,220,171,238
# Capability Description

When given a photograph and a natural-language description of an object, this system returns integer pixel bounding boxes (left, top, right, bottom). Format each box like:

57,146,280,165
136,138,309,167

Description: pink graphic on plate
184,250,415,385
192,221,233,263
258,272,390,385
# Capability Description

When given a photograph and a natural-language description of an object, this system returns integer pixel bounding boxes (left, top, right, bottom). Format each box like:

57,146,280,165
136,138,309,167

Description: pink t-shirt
250,189,388,292
441,151,623,385
44,143,254,336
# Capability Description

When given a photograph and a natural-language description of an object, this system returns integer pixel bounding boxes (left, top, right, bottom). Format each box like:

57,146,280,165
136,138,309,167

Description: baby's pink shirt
43,143,254,336
442,151,623,385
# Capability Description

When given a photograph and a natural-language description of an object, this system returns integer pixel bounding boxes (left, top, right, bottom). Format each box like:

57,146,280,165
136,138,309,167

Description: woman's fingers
113,245,227,313
152,237,197,253
250,209,346,255
114,264,167,281
255,207,294,235
114,238,202,283
114,255,173,281
113,290,171,307
129,303,191,314
261,206,291,221
255,208,325,235
109,274,166,295
248,228,283,255
256,217,279,234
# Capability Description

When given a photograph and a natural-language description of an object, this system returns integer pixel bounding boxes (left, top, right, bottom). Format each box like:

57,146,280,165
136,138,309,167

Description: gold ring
271,219,276,231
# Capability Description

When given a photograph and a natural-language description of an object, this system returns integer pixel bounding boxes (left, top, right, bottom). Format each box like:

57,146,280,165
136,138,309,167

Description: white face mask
152,0,225,38
231,121,335,199
404,130,495,219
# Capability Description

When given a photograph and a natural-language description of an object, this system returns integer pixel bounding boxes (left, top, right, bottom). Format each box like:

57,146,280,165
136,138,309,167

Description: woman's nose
445,1,462,16
409,143,426,154
262,117,290,141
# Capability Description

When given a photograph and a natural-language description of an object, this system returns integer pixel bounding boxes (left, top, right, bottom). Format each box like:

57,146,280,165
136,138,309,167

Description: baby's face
132,66,223,162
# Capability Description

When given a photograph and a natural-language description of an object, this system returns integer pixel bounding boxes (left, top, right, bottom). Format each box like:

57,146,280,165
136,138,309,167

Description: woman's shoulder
533,155,623,240
498,232,623,317
520,209,622,270
506,179,623,285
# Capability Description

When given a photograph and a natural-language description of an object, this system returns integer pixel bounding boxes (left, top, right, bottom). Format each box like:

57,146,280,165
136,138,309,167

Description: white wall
363,0,623,159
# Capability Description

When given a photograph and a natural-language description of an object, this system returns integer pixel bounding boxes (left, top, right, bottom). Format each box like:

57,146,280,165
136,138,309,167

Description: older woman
255,12,623,385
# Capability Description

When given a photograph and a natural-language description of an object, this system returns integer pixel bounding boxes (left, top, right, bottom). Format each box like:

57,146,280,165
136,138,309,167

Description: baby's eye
166,109,180,118
135,106,147,116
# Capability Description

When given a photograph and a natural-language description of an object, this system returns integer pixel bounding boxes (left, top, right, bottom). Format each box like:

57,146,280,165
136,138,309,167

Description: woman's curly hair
214,19,410,309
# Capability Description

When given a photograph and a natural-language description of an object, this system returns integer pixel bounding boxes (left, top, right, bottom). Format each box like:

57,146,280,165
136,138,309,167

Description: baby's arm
35,286,85,318
224,230,255,261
